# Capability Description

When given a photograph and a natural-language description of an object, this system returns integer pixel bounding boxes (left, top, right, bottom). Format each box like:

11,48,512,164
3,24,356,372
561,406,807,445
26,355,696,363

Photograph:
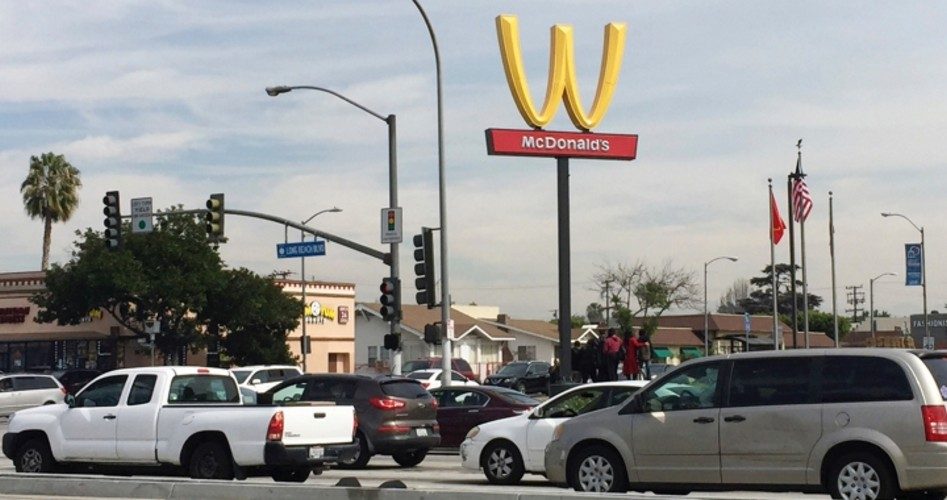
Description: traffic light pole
386,114,403,375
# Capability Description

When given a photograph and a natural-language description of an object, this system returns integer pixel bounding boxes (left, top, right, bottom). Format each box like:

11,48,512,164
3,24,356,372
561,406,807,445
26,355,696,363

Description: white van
0,375,66,416
545,349,947,499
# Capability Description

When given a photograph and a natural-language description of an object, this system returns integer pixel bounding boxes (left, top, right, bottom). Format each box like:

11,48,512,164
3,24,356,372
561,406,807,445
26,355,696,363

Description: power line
845,285,865,321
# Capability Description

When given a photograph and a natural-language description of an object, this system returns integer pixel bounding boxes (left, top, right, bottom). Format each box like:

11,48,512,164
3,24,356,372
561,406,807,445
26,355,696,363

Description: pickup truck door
60,374,128,460
115,373,160,462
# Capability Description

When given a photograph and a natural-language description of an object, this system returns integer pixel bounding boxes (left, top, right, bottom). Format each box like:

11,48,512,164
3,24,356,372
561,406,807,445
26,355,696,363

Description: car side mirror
258,393,273,405
251,378,262,385
530,407,543,419
65,394,76,408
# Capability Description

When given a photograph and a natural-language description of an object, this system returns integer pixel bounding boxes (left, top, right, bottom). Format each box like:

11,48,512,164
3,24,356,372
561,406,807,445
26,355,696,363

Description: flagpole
787,175,799,349
769,179,779,350
801,213,811,348
829,191,839,347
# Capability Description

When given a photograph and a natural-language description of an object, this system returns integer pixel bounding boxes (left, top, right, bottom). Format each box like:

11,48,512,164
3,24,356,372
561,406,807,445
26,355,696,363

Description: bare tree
591,260,700,335
717,278,751,314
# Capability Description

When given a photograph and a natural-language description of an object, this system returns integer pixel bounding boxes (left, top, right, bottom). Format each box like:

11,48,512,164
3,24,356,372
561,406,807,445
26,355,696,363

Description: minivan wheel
829,452,896,500
335,432,371,469
570,444,627,493
481,441,525,485
392,448,428,467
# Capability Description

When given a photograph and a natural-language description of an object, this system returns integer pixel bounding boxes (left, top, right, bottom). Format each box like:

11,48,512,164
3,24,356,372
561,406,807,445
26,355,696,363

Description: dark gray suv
262,374,439,468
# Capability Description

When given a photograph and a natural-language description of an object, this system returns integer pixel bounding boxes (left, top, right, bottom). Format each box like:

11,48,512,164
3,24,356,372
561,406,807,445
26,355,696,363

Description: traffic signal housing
205,193,225,242
383,333,401,351
423,323,441,345
379,277,401,322
102,190,122,251
413,228,436,308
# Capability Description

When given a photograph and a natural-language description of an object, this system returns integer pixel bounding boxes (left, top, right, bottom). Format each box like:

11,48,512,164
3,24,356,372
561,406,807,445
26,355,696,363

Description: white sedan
405,369,480,390
460,380,649,485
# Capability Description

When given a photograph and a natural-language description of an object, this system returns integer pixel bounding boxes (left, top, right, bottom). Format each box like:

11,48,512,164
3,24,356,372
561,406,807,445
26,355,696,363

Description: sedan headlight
465,426,480,440
552,423,565,441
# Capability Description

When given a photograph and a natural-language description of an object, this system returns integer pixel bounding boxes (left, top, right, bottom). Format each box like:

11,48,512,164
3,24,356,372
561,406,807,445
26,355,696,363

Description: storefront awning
652,347,673,359
681,347,704,358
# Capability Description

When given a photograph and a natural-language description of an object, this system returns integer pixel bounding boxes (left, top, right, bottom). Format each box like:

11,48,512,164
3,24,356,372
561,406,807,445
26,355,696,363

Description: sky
2,1,946,324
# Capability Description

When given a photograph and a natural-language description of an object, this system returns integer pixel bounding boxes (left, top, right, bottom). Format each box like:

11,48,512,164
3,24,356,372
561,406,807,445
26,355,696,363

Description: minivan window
920,355,947,401
640,362,721,412
728,357,813,407
381,380,429,399
822,356,913,403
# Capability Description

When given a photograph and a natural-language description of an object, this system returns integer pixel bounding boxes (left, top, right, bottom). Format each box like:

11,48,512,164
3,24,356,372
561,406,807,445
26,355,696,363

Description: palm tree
20,152,82,270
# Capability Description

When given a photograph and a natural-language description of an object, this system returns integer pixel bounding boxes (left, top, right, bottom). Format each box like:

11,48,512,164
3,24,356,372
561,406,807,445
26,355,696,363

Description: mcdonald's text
485,128,638,160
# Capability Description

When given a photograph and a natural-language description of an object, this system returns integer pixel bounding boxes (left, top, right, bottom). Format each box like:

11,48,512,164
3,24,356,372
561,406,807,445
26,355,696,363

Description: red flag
770,191,786,244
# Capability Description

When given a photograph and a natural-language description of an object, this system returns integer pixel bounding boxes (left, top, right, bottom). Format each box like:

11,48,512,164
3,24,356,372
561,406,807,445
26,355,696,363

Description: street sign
130,197,154,233
743,313,752,334
905,243,923,286
380,207,403,244
277,240,326,258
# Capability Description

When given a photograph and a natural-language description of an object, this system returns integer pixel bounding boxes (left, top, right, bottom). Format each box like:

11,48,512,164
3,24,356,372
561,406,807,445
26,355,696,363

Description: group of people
572,328,653,382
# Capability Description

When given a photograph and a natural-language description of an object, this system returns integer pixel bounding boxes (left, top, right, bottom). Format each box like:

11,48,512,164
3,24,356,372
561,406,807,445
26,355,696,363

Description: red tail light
369,397,406,410
353,414,359,437
420,382,430,389
377,424,411,433
60,387,68,396
430,398,439,410
267,410,284,441
922,405,947,442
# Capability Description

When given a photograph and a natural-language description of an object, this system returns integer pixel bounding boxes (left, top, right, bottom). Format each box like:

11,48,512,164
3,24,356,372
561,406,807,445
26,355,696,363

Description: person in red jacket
622,331,643,380
602,328,623,381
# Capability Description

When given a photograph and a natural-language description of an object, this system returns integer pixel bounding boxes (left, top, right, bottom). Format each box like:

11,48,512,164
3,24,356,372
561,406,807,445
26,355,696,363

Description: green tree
717,279,750,314
31,208,299,364
593,261,700,336
20,152,82,270
202,268,301,365
780,310,852,342
742,264,822,316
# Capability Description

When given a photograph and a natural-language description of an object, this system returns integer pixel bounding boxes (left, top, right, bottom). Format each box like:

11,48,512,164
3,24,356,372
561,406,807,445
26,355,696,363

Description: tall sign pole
487,15,636,381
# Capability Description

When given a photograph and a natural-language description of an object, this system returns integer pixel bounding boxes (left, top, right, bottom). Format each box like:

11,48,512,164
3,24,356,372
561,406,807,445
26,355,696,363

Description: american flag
792,150,813,222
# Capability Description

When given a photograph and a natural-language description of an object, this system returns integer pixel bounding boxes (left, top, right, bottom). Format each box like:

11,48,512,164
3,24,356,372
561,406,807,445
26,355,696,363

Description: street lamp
881,212,930,349
298,207,342,372
411,0,452,387
869,272,896,345
704,256,738,356
267,84,403,371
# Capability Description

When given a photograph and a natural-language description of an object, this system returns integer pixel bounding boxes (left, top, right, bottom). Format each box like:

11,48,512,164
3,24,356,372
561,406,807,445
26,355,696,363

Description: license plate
416,428,428,437
309,446,324,459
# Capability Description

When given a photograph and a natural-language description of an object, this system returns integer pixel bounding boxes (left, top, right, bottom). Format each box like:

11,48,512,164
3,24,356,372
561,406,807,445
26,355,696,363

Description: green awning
652,347,673,359
681,347,704,358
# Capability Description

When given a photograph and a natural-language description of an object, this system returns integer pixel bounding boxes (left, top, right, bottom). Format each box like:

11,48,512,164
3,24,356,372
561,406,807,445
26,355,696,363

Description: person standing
602,328,623,381
637,331,653,380
588,336,605,381
622,331,642,380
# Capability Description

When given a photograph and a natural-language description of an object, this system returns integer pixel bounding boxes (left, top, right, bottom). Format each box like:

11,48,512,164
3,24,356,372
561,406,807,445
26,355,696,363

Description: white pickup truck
2,366,357,482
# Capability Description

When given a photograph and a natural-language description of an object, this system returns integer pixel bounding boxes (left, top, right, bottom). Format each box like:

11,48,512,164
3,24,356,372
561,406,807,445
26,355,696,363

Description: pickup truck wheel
336,432,371,469
392,448,428,467
272,466,310,483
15,438,56,473
189,442,234,480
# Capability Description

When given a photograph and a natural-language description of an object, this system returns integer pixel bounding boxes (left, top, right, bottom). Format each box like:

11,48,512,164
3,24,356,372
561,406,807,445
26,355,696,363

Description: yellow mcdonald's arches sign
496,15,626,132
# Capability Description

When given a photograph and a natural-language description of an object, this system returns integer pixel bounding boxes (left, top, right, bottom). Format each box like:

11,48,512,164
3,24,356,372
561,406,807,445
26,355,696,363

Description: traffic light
102,190,122,251
379,277,401,322
383,333,400,351
412,228,436,308
205,193,224,242
423,323,441,345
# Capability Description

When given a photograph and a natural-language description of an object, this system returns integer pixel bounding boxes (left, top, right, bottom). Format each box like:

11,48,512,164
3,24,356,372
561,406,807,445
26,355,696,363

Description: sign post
130,197,154,234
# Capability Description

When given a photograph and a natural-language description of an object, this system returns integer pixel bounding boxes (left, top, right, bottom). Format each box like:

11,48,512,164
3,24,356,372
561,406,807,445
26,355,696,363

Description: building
0,271,148,372
909,313,947,349
276,279,355,373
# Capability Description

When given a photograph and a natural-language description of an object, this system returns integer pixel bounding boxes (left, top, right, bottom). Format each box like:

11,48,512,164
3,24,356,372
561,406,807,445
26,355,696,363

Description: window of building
517,345,536,361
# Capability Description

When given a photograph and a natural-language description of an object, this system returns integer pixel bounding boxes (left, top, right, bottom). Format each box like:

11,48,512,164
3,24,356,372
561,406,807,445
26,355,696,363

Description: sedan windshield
496,363,528,377
230,370,251,384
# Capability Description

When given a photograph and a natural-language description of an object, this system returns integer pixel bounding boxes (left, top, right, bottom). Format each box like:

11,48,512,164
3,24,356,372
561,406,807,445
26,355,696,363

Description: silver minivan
0,374,67,416
545,348,947,500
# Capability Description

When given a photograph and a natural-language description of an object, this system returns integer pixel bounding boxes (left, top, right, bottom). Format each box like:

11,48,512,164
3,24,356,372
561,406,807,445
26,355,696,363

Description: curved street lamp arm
881,212,922,233
303,206,342,225
266,85,386,122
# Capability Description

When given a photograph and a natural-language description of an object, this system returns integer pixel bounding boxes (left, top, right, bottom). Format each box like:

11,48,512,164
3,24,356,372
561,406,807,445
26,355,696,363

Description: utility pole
845,285,865,323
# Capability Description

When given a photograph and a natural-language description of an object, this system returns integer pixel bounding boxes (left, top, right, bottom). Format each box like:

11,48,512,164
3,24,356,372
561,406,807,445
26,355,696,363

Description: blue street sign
743,312,752,334
905,243,923,286
277,241,326,259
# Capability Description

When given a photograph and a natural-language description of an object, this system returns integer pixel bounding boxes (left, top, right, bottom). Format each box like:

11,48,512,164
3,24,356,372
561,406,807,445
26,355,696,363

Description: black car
484,361,551,395
261,374,439,469
53,369,101,395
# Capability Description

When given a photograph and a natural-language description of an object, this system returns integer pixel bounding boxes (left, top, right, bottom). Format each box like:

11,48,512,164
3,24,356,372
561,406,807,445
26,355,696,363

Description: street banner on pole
905,243,923,286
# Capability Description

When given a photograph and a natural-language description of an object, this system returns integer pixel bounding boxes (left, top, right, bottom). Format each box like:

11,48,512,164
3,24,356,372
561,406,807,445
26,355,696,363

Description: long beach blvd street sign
277,241,326,259
486,128,638,160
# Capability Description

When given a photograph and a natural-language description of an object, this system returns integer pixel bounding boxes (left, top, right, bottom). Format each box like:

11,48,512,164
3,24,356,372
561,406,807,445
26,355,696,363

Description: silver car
0,374,67,416
545,348,947,499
